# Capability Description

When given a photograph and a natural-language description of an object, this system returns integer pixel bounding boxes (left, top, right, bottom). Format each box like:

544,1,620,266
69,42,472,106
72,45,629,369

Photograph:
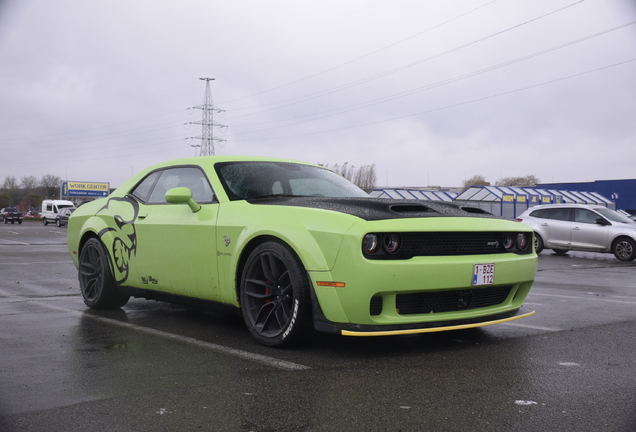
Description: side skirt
118,286,242,316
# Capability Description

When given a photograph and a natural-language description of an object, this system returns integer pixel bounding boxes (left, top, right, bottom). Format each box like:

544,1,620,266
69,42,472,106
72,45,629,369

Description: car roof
530,203,608,209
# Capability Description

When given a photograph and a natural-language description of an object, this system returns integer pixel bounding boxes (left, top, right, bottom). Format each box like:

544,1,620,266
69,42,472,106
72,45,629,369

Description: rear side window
544,207,572,221
529,209,546,218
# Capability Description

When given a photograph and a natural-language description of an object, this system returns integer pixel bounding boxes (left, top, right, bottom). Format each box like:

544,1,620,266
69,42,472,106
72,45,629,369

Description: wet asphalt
1,222,635,432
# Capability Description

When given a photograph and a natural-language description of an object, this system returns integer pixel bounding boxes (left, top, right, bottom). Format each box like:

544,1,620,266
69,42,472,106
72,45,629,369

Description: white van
41,200,75,226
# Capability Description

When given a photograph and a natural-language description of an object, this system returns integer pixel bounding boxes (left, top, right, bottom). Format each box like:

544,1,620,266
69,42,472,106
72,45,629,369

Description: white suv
516,204,636,261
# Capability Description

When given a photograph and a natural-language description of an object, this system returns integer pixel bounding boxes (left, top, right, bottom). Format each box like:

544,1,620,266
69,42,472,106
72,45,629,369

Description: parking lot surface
1,223,636,431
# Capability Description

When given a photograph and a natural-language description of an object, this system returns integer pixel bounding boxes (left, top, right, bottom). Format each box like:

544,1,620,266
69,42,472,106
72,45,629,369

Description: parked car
55,207,75,227
516,204,636,261
41,199,75,225
67,156,537,347
1,207,23,224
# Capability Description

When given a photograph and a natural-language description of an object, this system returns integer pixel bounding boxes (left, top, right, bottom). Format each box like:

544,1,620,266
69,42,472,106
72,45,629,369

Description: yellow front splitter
341,308,535,337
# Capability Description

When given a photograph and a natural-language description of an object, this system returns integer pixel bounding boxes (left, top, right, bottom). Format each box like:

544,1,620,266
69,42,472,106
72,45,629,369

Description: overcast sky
1,0,635,189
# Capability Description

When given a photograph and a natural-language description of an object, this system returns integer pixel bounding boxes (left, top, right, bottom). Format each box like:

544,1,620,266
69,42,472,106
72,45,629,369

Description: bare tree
354,164,377,191
462,175,489,189
495,175,540,187
2,176,19,190
21,175,39,194
320,162,376,191
39,174,62,199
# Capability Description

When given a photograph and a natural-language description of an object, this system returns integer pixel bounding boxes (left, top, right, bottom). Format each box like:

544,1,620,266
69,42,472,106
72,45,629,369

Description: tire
42,217,48,225
56,218,61,227
552,249,568,255
613,237,636,262
240,241,313,347
78,238,130,309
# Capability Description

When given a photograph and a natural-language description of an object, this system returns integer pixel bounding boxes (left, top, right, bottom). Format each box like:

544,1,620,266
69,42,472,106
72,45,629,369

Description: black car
55,207,75,227
1,207,24,224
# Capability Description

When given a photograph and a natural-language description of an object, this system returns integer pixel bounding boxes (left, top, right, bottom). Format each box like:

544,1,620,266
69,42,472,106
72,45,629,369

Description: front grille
401,232,507,256
370,296,383,316
363,232,528,260
395,286,512,315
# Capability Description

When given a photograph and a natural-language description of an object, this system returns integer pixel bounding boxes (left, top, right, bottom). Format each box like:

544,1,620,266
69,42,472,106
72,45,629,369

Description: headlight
383,234,401,254
362,234,380,254
502,233,515,250
516,233,530,251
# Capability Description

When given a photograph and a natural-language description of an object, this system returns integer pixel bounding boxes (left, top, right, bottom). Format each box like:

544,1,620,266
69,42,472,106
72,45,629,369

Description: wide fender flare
234,219,346,272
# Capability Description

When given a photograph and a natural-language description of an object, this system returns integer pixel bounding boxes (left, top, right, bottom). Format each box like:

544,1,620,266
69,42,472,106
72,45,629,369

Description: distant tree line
462,174,540,189
320,162,377,191
0,174,62,209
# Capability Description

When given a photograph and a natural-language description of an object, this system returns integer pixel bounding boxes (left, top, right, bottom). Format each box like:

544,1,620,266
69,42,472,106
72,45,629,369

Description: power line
231,57,636,142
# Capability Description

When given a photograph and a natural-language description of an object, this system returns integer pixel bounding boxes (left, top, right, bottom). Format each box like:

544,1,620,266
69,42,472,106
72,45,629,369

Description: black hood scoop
247,196,497,221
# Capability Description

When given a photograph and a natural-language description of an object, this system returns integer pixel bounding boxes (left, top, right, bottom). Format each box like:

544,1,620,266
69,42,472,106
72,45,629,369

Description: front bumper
313,304,534,336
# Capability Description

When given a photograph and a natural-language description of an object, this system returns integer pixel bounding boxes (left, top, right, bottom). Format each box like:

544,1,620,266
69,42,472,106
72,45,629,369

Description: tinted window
529,209,546,218
574,209,600,224
215,161,369,201
595,207,633,224
544,207,571,221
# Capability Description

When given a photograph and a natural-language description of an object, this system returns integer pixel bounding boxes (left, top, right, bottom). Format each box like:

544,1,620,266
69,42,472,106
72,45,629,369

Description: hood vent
390,204,432,213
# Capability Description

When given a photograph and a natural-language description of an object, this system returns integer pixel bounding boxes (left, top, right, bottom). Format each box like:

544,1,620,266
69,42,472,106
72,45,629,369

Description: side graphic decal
96,197,140,285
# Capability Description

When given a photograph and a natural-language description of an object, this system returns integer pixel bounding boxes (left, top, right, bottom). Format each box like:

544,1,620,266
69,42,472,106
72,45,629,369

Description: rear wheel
613,237,636,262
56,218,61,227
79,238,130,309
240,242,313,347
42,217,48,225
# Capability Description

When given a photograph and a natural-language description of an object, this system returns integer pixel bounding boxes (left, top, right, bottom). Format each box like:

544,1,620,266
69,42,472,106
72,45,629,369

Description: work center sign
62,181,110,198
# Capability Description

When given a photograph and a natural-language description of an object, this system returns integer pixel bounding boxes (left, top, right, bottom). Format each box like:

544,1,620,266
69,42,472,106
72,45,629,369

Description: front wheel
240,242,313,347
79,238,130,309
534,233,544,254
613,237,636,262
56,218,61,227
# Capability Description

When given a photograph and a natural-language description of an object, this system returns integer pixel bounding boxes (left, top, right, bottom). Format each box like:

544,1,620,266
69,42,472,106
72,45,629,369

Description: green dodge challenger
68,156,538,347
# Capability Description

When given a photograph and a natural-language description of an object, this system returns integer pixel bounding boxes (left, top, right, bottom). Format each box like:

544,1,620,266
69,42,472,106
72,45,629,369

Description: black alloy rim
79,243,104,302
244,252,294,337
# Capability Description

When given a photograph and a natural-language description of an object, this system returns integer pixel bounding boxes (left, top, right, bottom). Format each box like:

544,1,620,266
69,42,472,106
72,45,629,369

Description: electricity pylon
187,78,226,156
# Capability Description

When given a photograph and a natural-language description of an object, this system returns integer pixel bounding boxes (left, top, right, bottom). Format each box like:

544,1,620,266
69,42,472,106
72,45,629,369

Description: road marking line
0,239,29,245
0,261,73,265
500,322,561,331
0,290,310,371
528,292,636,305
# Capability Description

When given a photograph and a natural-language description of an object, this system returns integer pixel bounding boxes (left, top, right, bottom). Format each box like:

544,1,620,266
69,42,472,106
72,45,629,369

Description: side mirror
595,218,610,226
165,187,201,213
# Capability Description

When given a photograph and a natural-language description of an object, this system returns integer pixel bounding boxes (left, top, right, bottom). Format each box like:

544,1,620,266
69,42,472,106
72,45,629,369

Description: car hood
246,196,498,222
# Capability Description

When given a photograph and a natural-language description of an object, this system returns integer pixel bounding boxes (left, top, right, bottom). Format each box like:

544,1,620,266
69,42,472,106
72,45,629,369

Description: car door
129,166,221,300
538,207,572,248
570,208,609,251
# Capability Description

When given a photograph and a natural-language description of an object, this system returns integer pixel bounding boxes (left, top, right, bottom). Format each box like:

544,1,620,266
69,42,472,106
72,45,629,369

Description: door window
574,209,600,224
132,167,215,204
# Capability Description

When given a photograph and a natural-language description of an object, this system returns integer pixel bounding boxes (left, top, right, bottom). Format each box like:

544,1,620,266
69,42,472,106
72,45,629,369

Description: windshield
215,161,370,201
595,207,634,224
